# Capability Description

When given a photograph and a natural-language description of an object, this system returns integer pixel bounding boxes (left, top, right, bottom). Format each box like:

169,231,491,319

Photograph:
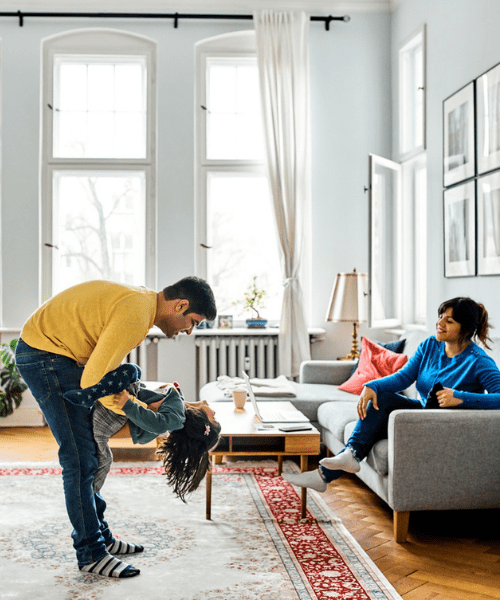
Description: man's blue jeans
15,339,113,566
320,391,423,484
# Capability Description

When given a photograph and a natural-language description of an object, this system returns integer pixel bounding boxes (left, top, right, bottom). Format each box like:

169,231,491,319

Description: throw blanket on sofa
216,375,296,397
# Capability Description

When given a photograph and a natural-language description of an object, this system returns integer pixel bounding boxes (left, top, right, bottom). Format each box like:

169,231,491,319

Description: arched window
41,28,156,300
195,31,282,324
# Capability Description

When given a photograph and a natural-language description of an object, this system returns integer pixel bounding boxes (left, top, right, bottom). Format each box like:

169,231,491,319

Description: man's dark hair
162,276,217,322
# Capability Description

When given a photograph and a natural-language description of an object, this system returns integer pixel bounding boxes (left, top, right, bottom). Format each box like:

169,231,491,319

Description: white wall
0,10,392,363
391,0,500,332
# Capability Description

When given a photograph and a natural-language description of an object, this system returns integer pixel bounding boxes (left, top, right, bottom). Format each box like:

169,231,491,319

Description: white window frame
40,28,157,302
401,153,427,328
195,31,283,325
399,24,426,161
368,154,403,329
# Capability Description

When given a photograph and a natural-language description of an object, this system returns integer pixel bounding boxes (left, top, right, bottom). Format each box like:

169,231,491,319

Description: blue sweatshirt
366,336,500,409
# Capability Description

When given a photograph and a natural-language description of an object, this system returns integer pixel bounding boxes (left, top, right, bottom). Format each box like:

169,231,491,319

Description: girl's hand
358,386,378,420
113,390,130,409
436,387,463,407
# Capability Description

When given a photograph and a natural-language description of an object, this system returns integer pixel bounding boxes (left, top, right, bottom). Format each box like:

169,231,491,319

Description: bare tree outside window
53,172,146,294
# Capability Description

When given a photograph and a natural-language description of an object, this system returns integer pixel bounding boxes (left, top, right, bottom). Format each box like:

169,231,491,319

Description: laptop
242,371,310,423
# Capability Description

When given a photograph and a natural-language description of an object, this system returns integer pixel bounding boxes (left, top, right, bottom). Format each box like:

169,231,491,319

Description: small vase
246,318,267,329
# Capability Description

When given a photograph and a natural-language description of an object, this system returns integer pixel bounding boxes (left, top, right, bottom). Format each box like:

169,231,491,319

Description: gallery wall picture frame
477,171,500,275
443,82,475,187
476,61,500,175
443,180,476,277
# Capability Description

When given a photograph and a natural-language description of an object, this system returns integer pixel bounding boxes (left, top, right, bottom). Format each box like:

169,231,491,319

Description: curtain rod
0,10,350,30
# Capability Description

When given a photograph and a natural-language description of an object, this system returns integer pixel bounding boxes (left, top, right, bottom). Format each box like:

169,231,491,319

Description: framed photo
477,171,500,275
476,62,500,175
217,315,233,329
443,82,475,187
443,181,476,277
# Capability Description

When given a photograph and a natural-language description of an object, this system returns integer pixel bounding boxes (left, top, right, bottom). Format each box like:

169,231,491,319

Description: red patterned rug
0,461,401,600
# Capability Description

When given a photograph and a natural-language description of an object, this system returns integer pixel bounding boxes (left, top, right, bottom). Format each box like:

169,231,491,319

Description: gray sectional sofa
200,329,500,542
303,329,500,542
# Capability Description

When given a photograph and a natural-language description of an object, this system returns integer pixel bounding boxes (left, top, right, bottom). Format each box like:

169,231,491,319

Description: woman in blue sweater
284,297,500,492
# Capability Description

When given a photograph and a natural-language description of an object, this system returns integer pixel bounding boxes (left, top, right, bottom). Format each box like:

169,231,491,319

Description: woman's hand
112,390,130,409
357,386,378,420
436,387,463,407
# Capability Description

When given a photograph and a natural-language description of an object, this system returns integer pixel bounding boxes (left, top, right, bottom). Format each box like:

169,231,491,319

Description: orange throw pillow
338,337,408,395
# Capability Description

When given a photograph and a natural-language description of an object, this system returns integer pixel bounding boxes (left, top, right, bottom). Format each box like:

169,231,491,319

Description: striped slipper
79,554,140,578
107,540,144,555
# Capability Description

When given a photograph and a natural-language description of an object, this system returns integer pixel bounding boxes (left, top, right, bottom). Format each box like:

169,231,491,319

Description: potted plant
0,339,27,418
243,276,267,328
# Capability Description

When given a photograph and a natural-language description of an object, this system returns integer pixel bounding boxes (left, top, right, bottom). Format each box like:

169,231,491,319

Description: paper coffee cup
232,389,247,410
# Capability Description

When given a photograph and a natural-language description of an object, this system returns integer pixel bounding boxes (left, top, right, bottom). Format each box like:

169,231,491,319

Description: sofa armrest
299,360,357,385
388,409,500,512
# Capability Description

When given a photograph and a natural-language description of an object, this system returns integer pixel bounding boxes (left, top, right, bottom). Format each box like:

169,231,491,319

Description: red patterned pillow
338,337,408,395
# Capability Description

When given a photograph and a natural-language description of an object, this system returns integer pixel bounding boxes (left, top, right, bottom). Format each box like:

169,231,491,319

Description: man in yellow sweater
15,277,216,578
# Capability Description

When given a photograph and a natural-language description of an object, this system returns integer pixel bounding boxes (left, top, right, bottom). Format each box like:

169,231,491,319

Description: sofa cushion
338,337,408,395
349,338,406,377
317,402,358,443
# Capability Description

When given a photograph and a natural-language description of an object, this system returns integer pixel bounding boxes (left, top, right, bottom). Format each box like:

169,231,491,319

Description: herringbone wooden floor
1,426,500,599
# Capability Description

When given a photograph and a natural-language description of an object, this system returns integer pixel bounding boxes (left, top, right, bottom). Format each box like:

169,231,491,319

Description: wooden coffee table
206,401,321,520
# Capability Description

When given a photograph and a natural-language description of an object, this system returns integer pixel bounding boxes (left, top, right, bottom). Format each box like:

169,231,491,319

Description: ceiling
0,0,394,14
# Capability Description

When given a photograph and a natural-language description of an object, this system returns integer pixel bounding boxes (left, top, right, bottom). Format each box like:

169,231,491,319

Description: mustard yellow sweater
21,280,157,414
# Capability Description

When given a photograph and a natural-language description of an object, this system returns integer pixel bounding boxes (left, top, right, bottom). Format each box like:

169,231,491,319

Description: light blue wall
310,11,391,357
0,11,392,360
391,0,500,334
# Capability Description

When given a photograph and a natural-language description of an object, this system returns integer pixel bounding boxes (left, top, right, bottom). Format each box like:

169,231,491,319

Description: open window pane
206,60,265,160
369,155,402,328
206,172,282,320
52,171,146,295
399,26,426,159
53,57,147,159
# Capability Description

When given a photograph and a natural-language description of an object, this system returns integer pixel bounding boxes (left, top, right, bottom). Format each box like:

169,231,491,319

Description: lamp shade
326,270,368,323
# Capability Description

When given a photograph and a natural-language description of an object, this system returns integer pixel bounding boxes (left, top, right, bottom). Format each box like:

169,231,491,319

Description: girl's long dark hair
157,406,221,502
438,297,492,349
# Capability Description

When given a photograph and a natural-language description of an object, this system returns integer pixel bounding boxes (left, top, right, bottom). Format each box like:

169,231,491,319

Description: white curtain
254,10,311,378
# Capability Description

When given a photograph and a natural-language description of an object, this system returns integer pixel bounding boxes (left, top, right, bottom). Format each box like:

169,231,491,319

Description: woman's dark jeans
320,391,423,484
15,339,113,566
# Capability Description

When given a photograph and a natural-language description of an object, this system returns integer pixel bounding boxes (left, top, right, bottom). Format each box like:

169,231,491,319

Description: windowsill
146,326,325,340
194,327,326,339
384,324,427,336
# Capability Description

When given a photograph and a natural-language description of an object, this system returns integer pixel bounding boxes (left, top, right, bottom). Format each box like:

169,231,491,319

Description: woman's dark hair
162,276,217,322
438,297,492,349
157,406,221,502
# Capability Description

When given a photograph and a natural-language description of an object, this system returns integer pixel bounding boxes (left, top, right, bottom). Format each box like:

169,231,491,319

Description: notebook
242,371,310,423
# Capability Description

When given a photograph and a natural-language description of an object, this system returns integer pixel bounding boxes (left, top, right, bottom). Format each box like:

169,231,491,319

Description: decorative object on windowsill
243,276,267,328
0,339,28,417
218,315,233,329
326,268,368,360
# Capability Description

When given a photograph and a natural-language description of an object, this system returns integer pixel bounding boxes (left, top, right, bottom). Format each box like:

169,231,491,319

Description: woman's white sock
283,469,327,492
319,448,360,473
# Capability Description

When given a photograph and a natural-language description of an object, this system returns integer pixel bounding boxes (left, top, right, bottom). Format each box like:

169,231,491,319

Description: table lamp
326,268,368,360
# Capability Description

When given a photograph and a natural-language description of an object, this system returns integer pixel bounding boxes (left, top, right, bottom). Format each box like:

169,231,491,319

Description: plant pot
246,319,267,329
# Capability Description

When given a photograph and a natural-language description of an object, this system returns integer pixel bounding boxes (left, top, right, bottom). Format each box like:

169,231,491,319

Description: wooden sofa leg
393,511,410,543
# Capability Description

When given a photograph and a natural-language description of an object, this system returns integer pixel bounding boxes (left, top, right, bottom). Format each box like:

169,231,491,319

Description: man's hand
112,390,130,409
436,387,463,407
357,386,378,420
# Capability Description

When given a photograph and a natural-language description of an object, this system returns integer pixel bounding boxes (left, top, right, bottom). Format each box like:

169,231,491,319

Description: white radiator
196,335,279,389
124,339,150,377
